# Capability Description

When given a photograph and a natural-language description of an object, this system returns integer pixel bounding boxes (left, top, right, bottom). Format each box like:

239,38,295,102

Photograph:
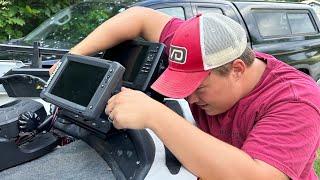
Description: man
50,7,320,179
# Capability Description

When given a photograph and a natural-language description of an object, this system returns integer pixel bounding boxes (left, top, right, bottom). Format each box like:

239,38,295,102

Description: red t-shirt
159,18,320,180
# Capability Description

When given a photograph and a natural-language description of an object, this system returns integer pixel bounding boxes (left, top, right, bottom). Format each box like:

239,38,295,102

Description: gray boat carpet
0,140,116,180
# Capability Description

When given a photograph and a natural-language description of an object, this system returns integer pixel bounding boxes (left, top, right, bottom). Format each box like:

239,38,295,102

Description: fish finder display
104,45,147,83
51,61,108,107
41,54,125,136
103,40,164,91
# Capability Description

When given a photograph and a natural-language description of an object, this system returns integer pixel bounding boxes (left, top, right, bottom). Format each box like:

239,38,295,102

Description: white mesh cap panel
200,13,247,70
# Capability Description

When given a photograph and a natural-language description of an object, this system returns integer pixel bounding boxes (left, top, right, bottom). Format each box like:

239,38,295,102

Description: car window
156,7,186,20
254,12,291,37
254,10,317,38
196,7,223,15
288,13,316,34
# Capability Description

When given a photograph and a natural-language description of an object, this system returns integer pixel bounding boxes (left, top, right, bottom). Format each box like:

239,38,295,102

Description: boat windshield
23,1,138,49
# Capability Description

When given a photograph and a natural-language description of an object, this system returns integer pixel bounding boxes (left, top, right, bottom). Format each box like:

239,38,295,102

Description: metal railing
0,42,69,68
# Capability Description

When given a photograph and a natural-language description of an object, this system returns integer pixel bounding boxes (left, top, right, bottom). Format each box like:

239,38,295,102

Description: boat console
0,40,196,180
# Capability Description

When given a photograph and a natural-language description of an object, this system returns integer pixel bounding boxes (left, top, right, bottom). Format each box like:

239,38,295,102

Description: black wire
16,132,36,145
37,115,53,131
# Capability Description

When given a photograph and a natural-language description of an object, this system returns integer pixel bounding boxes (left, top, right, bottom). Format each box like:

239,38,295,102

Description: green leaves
7,18,25,26
0,0,80,41
0,0,139,42
25,5,40,15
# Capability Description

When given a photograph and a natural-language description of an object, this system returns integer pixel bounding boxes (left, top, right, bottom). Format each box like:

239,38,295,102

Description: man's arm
150,106,289,180
69,6,172,55
106,88,289,180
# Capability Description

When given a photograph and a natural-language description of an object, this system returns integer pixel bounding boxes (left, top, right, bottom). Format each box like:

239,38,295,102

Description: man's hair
213,46,255,76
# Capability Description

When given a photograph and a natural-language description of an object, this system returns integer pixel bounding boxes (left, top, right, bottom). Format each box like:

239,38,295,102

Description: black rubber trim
164,100,183,174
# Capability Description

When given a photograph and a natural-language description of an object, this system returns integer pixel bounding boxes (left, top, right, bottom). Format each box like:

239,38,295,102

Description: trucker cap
151,13,247,98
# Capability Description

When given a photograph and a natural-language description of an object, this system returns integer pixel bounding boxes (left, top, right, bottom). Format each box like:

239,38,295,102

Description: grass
315,150,320,176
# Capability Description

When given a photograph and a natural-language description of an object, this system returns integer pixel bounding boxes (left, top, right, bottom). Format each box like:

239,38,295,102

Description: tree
0,0,80,42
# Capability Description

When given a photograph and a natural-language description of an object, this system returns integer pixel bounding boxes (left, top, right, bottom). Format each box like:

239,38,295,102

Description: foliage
316,150,320,176
0,0,80,42
0,0,140,45
17,1,140,49
24,1,126,49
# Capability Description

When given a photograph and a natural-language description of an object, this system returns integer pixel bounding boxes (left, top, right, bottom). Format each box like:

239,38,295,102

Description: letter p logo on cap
169,45,187,64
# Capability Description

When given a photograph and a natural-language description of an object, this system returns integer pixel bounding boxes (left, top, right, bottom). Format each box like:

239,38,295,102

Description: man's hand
49,61,60,75
105,87,164,129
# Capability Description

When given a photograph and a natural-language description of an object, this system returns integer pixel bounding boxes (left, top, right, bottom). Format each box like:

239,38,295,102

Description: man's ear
231,59,246,79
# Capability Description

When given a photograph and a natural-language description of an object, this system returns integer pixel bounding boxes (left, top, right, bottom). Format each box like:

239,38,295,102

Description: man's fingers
49,64,56,75
111,113,126,130
112,120,122,129
121,86,131,92
106,105,116,123
108,109,120,129
105,105,111,115
49,61,60,75
108,94,116,104
105,99,114,115
106,93,118,114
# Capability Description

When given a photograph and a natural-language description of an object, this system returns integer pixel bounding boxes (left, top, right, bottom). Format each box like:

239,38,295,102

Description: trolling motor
18,110,53,133
0,99,59,171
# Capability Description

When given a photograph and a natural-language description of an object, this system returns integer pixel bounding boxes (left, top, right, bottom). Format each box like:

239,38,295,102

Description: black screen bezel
102,40,164,91
41,54,124,121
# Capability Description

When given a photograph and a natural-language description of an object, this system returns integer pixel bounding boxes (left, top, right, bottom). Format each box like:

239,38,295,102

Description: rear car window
156,7,186,20
196,7,223,15
253,10,317,37
288,13,316,34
